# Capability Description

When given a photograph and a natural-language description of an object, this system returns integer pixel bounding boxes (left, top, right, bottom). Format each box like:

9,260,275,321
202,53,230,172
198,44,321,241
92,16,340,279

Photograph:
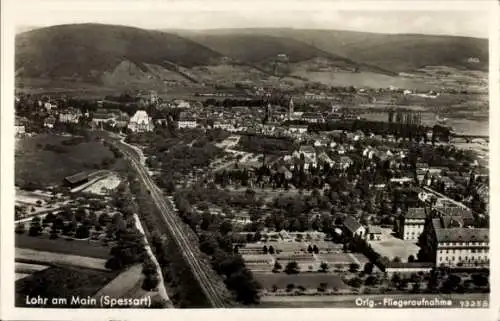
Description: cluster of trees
236,134,295,155
17,201,112,240
393,268,490,294
129,128,226,184
174,194,261,305
109,182,164,292
103,140,124,159
181,184,264,212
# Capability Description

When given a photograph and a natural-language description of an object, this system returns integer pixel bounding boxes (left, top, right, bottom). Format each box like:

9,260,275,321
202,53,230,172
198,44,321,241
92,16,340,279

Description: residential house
43,101,57,111
213,121,233,131
366,225,383,241
128,110,154,132
155,118,168,127
317,152,335,167
92,112,116,127
114,113,131,129
343,216,365,238
390,177,414,185
177,112,197,129
353,130,365,141
294,145,317,164
173,99,191,109
338,156,353,170
15,117,26,135
288,124,308,134
313,139,326,147
44,116,56,128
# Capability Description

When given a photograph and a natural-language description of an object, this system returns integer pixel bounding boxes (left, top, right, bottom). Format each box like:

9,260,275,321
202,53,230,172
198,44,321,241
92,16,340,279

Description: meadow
15,134,122,188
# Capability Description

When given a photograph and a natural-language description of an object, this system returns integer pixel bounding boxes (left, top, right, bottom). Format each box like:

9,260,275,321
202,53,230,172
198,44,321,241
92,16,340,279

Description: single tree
349,263,360,273
15,223,26,234
273,260,282,272
319,262,329,273
363,262,374,274
285,261,300,274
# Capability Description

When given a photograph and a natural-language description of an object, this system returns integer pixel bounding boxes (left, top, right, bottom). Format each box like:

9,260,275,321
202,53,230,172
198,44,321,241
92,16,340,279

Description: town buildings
59,107,83,124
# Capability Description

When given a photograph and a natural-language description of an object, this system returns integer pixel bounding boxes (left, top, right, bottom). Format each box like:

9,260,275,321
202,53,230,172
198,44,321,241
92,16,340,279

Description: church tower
288,97,294,120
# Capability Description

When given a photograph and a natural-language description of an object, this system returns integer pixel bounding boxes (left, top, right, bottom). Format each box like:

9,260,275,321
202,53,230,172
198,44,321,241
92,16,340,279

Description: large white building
398,207,427,241
420,214,489,268
127,110,154,132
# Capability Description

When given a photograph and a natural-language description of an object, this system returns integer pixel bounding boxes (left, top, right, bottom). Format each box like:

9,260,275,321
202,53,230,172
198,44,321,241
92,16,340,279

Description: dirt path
133,214,173,307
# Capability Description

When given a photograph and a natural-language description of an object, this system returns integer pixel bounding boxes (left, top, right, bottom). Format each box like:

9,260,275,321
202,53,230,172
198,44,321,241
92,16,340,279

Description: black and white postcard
1,0,498,320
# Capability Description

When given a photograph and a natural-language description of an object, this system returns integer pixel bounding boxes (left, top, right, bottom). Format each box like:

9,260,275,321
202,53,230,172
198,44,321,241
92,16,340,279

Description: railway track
112,140,228,308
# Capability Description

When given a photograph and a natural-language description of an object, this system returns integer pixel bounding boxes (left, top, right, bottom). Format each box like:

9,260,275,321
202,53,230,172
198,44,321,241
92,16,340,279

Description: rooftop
406,207,427,219
367,225,383,234
435,226,489,243
385,262,435,269
434,206,473,219
299,145,315,153
343,215,363,234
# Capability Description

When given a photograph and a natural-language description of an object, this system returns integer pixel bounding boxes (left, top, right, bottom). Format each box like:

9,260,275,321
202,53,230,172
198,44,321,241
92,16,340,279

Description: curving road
108,136,228,308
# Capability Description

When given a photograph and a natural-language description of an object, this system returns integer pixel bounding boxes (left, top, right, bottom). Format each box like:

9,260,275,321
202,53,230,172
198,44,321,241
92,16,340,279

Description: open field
15,134,121,188
317,253,357,264
254,273,348,291
293,70,429,90
368,229,419,262
16,248,109,271
93,264,143,298
16,266,118,307
16,262,50,274
16,234,110,259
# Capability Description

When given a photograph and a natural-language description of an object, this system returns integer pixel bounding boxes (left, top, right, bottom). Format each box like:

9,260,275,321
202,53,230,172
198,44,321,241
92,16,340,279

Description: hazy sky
12,0,492,38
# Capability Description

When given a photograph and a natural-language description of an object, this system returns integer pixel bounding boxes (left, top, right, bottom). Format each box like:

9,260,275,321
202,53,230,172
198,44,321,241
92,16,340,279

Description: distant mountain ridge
175,28,488,73
15,24,488,89
16,24,225,81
